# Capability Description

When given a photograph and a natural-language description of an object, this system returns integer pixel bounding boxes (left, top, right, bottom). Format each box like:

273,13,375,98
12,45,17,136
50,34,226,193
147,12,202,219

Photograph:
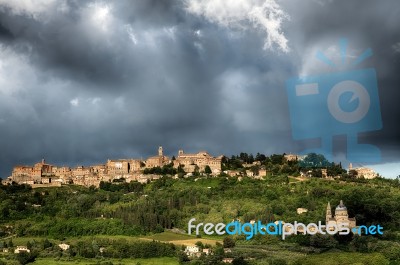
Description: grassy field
32,257,178,265
288,176,308,183
8,231,221,249
7,235,142,246
236,244,306,263
143,231,221,246
294,252,389,265
143,231,193,241
7,236,43,246
163,238,220,247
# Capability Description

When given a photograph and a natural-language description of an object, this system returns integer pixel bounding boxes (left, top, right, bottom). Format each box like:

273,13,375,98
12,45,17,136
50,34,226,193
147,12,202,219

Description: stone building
10,159,53,184
284,154,305,162
348,163,377,179
14,246,30,254
326,200,356,231
58,243,70,251
73,175,101,187
52,166,72,179
128,159,143,172
71,166,91,177
145,146,170,168
173,149,222,174
107,159,130,175
91,164,106,175
297,208,308,214
184,246,201,257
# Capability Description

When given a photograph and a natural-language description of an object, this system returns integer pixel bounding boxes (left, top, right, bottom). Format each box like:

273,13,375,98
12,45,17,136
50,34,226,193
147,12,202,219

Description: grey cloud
0,0,399,178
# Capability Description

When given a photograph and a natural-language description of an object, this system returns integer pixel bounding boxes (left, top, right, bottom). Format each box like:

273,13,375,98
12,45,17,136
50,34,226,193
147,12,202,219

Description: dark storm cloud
281,0,400,163
0,0,399,178
0,22,13,40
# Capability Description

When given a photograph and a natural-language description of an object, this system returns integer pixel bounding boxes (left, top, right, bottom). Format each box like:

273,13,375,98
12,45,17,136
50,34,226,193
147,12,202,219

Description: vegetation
0,153,399,264
143,163,178,175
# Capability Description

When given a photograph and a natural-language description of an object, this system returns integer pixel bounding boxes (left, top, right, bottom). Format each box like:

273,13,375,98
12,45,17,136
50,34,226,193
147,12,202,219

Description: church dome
335,200,347,211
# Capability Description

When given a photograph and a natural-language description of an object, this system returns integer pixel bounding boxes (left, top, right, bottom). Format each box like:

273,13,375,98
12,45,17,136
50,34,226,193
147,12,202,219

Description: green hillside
1,155,399,265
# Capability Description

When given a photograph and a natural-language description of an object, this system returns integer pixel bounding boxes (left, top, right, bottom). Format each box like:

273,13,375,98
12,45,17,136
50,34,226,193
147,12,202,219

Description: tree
26,241,32,250
178,251,190,264
213,243,224,257
349,170,358,178
248,154,254,164
43,239,52,249
177,165,185,174
300,153,330,168
239,153,249,163
195,241,204,249
350,235,376,253
154,224,164,233
233,257,249,265
310,234,338,249
269,154,284,165
193,165,200,176
16,252,37,265
204,166,212,174
255,153,267,162
250,166,259,176
223,237,235,248
310,169,323,178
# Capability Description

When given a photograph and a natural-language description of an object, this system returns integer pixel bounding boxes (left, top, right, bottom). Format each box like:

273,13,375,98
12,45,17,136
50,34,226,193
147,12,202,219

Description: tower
326,202,332,224
158,146,163,156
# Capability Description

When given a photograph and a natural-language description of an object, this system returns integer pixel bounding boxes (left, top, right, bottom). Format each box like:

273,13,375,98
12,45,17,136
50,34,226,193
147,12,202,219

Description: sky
0,0,399,178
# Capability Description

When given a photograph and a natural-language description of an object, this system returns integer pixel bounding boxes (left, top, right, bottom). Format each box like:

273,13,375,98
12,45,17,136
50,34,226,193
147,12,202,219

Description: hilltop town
2,147,223,188
2,148,378,188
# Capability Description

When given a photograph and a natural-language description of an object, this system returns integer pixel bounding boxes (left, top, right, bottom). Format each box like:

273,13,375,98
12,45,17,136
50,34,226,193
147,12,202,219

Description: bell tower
326,202,332,224
158,146,163,156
